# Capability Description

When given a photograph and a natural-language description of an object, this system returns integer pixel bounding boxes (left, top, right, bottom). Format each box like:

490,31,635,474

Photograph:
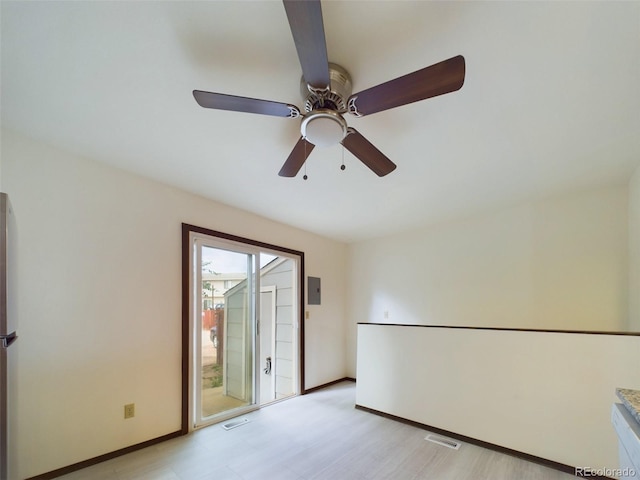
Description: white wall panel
357,324,640,471
347,186,629,376
629,164,640,330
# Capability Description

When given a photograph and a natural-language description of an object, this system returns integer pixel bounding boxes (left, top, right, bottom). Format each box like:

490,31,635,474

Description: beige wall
356,324,640,471
347,185,629,376
3,123,635,478
629,163,640,331
1,129,348,479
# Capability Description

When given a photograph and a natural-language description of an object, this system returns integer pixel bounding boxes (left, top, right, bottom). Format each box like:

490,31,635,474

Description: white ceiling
2,1,639,243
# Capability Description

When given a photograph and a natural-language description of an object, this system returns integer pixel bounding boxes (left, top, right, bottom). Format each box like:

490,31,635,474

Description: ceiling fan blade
279,137,316,177
283,0,330,89
341,128,396,177
348,55,465,117
193,90,300,118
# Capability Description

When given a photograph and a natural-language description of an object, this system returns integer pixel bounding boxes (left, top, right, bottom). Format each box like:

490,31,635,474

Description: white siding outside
224,286,250,401
261,258,296,400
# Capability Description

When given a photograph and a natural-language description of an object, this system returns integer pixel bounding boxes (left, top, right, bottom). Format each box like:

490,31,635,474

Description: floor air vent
425,434,461,450
222,418,250,431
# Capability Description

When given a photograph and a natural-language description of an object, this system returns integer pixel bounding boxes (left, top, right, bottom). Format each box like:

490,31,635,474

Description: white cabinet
612,403,640,479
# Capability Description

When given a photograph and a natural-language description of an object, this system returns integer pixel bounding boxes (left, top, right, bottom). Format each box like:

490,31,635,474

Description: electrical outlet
124,403,135,419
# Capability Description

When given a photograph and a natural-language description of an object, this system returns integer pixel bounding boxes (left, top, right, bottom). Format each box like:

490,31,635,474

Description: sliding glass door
194,242,254,424
188,229,301,429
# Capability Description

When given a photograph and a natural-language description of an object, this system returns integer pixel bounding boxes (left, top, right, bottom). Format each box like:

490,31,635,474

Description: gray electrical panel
308,276,321,305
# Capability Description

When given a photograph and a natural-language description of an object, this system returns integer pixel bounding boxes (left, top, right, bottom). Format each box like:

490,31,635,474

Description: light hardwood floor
55,381,575,479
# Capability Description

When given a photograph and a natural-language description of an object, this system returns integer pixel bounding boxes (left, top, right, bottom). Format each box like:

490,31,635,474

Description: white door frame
190,233,258,429
187,229,302,431
260,286,277,404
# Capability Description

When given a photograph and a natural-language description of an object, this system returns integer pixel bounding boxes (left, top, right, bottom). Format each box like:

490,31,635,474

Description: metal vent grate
425,434,462,450
222,418,250,431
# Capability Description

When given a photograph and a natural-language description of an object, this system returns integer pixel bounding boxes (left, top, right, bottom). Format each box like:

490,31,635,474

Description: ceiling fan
193,1,465,178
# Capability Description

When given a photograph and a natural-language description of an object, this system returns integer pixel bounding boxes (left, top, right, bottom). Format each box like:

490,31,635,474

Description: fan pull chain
303,139,308,180
340,144,346,171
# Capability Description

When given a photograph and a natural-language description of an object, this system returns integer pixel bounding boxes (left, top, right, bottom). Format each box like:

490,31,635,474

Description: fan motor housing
300,63,353,112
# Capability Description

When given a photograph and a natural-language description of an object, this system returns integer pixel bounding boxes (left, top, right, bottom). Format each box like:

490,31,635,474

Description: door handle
263,356,272,375
0,332,17,348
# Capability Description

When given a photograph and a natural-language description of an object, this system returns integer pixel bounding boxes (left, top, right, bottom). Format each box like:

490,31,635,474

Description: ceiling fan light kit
300,109,347,147
193,0,465,178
